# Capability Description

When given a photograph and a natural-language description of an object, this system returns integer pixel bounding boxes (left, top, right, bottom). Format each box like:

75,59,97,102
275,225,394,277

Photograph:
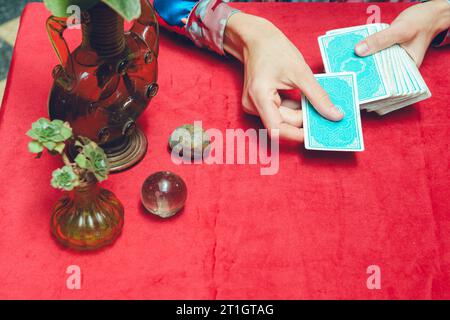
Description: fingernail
331,107,344,120
355,42,369,56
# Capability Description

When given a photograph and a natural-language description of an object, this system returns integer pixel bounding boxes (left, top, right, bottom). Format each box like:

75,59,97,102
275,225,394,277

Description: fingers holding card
302,73,364,152
318,23,431,115
304,23,432,152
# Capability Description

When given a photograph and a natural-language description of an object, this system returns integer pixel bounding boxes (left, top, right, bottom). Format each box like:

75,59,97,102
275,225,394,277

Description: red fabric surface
0,3,449,300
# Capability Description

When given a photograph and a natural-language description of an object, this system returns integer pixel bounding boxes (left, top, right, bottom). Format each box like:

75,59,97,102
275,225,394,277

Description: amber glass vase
47,0,159,172
51,181,124,250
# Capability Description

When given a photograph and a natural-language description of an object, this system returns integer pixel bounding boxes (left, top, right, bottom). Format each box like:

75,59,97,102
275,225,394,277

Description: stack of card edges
318,23,431,115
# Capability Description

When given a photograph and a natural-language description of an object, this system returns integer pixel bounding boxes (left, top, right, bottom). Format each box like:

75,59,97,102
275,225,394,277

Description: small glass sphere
141,171,187,218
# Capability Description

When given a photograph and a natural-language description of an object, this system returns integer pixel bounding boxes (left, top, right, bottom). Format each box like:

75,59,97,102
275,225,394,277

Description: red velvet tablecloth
0,3,449,299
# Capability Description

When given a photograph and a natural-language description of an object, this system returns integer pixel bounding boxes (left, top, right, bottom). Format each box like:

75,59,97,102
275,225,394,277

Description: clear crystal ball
141,171,187,218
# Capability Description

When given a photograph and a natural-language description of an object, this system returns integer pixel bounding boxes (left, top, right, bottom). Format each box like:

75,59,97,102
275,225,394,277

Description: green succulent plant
27,118,73,155
27,118,110,190
51,165,80,191
74,139,109,182
44,0,142,21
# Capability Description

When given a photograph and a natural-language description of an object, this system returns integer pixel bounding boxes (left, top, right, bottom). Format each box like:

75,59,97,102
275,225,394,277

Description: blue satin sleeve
153,0,198,27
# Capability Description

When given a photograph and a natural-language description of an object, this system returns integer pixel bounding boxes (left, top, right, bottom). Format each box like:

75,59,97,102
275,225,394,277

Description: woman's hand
355,0,450,66
223,13,343,142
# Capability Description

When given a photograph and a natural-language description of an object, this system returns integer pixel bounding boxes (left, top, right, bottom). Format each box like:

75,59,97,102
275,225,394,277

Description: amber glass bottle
47,1,159,172
51,179,124,250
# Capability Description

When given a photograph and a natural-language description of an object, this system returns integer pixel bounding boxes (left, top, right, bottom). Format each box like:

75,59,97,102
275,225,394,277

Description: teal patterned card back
303,73,364,152
319,29,389,103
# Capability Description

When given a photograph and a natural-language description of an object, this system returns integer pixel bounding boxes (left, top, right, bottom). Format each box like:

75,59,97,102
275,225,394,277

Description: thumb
355,25,400,56
294,67,344,122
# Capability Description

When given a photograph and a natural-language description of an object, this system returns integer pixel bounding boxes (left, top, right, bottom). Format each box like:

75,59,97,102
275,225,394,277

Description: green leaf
33,118,49,129
43,141,56,151
28,140,44,154
52,119,64,126
26,129,38,139
102,0,141,21
54,142,66,154
59,126,73,140
44,0,99,17
75,154,88,169
52,134,65,141
93,172,107,182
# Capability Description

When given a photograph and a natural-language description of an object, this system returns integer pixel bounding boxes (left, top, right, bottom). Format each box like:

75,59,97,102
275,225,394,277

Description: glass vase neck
82,3,126,58
71,181,100,205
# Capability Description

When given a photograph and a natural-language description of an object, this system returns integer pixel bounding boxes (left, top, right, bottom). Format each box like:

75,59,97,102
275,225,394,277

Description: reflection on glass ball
141,171,187,218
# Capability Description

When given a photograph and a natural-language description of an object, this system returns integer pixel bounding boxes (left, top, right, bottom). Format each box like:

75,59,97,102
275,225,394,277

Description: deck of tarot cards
318,23,431,115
